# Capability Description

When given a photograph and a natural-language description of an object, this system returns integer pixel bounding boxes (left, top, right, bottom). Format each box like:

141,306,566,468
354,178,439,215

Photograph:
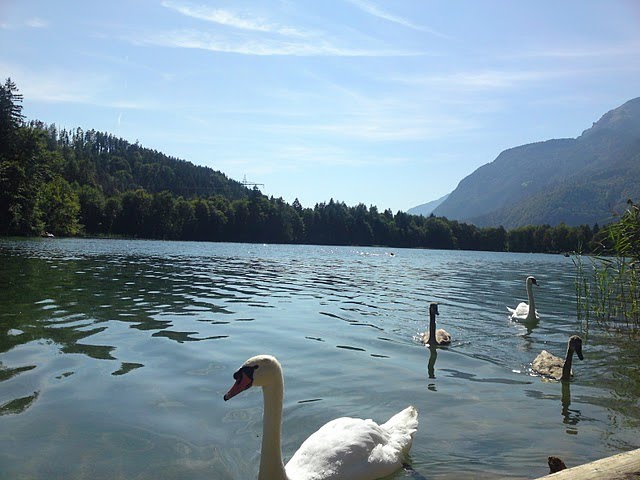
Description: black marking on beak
224,365,259,401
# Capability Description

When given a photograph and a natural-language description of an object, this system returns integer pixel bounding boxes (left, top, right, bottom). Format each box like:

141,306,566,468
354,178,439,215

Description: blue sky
1,1,639,212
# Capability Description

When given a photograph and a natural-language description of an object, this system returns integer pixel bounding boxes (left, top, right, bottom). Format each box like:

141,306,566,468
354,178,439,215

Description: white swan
532,335,584,381
421,302,451,346
507,276,539,322
224,355,418,480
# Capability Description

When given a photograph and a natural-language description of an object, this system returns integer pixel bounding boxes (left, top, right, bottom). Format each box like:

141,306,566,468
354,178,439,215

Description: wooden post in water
534,448,640,479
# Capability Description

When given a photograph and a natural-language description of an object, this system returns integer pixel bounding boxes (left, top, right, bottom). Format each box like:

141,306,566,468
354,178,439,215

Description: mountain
407,193,450,216
432,97,640,228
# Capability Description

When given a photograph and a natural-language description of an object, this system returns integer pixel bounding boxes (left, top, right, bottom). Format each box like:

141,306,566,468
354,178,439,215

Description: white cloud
162,0,310,37
0,64,94,103
154,1,427,56
0,63,162,110
346,0,449,38
25,18,49,28
257,108,476,142
390,69,573,92
211,144,413,175
507,42,640,60
1,17,49,29
131,29,421,57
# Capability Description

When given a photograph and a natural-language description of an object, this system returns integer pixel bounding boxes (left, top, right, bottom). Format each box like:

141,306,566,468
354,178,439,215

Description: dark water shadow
560,381,582,433
428,346,438,379
0,364,36,381
336,345,366,352
0,391,39,415
441,369,533,385
112,362,145,376
524,382,584,435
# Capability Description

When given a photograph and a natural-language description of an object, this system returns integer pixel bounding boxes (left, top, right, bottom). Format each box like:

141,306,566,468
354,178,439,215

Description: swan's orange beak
223,368,254,401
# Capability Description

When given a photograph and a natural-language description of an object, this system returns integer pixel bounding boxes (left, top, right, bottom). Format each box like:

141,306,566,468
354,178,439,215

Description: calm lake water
1,238,638,479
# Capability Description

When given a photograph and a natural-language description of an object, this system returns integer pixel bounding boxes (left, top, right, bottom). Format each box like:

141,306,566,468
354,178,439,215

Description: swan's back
422,329,452,345
285,406,418,480
507,302,539,320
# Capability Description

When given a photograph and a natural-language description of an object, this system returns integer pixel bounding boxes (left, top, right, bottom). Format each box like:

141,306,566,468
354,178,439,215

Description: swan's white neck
525,281,536,321
259,376,288,480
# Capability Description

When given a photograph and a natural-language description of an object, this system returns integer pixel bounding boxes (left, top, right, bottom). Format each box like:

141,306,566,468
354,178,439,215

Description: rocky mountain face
431,97,640,228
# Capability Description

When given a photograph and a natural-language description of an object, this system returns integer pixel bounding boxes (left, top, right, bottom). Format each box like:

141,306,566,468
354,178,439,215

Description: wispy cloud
0,62,162,110
161,0,309,37
1,17,49,29
322,117,472,141
130,29,422,57
257,109,476,142
390,69,573,92
155,0,426,56
25,17,49,28
210,144,414,175
346,0,449,38
507,42,640,60
0,64,95,103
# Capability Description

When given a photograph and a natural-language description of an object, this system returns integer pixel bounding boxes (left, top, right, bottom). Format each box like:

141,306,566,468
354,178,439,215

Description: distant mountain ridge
431,97,640,227
406,193,449,216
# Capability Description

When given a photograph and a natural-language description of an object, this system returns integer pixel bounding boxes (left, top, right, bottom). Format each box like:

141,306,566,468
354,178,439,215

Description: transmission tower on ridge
242,175,264,189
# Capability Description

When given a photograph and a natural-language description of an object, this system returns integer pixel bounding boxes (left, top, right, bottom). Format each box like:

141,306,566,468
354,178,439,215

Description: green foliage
37,177,81,236
574,201,640,335
0,78,24,156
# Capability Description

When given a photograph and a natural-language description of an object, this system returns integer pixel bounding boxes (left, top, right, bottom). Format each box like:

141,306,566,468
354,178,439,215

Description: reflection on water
0,238,639,479
524,381,584,435
561,381,582,434
427,346,437,379
513,316,540,336
0,391,39,416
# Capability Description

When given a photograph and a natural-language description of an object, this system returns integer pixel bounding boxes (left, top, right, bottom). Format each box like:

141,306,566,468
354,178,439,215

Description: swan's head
527,276,538,286
223,354,282,401
429,302,439,317
568,335,584,360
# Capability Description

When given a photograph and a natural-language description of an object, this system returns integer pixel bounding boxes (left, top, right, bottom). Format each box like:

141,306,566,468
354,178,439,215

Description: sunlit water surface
1,239,638,479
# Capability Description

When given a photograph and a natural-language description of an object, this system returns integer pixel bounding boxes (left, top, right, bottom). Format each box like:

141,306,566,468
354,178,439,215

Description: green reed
573,201,640,336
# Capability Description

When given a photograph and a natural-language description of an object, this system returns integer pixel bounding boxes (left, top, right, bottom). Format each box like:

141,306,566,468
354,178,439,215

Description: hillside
407,193,449,216
51,127,249,200
432,97,640,227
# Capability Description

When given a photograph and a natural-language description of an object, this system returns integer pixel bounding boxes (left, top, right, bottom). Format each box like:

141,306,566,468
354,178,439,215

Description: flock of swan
223,275,584,480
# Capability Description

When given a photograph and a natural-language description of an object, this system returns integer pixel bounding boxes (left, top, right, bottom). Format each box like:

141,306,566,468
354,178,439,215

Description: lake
0,238,638,479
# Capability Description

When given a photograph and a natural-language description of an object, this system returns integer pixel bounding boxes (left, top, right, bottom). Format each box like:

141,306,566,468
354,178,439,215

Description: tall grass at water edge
573,200,640,336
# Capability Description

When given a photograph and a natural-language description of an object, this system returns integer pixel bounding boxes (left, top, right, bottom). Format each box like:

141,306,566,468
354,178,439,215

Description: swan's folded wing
436,329,452,344
286,410,416,480
509,302,530,319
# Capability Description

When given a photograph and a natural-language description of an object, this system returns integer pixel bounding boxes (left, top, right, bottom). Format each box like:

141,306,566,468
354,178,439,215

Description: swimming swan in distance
224,355,418,480
507,276,539,322
532,336,584,381
421,302,452,346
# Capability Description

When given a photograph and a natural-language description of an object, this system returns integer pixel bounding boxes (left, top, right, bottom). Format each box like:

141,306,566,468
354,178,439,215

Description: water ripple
1,239,638,480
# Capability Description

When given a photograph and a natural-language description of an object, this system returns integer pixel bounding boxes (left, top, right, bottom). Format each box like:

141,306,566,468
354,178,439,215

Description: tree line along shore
0,78,629,254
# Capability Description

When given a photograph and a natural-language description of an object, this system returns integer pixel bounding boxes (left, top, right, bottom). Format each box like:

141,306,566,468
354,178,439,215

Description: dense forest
0,78,618,254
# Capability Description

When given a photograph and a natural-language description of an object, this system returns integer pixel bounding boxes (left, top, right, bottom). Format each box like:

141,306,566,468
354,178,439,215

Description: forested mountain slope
432,97,640,227
51,126,248,200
